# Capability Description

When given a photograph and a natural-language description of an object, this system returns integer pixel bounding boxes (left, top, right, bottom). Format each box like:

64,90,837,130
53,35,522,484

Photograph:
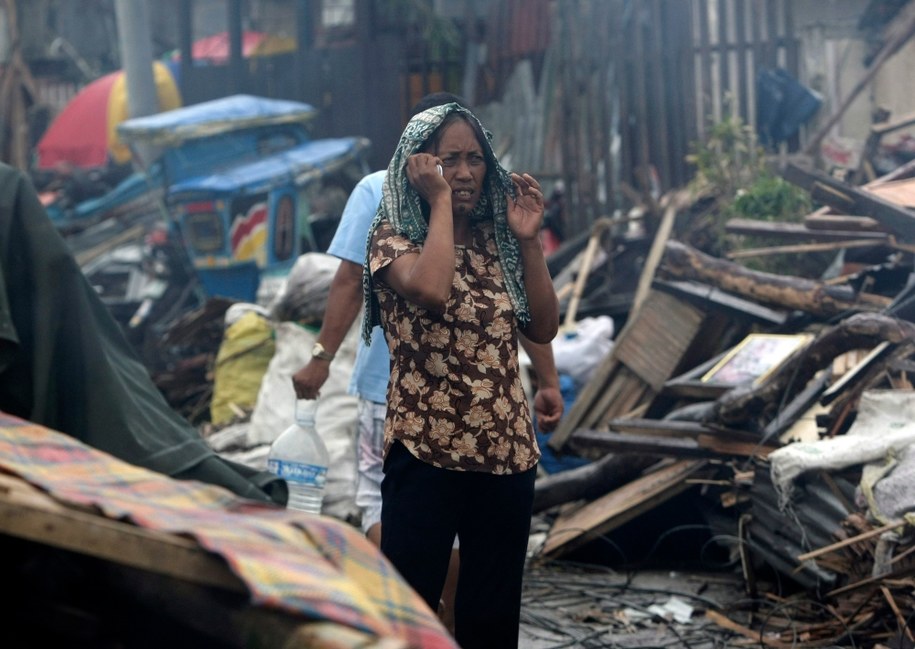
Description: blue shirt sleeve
326,170,385,266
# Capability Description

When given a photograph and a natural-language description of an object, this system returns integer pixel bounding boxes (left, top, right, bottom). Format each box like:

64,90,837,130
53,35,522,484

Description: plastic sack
769,390,915,508
248,320,361,523
209,310,276,426
552,316,615,388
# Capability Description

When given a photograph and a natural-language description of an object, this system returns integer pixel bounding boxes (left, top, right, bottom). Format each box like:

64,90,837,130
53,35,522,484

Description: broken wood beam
660,240,872,317
549,289,706,452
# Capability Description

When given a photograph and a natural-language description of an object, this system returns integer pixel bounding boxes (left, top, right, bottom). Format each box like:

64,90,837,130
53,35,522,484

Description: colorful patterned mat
0,412,457,649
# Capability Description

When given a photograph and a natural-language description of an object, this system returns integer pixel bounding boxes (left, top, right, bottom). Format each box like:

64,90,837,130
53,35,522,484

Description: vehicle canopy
116,94,318,148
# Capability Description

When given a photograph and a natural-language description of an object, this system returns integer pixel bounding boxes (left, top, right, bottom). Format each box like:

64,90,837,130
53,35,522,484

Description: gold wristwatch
311,342,335,361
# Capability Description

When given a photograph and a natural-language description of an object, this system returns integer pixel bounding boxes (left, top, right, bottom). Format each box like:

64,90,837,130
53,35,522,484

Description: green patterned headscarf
361,102,530,343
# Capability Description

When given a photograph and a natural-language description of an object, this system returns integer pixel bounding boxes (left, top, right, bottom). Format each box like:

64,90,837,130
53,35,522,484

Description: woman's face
432,119,487,217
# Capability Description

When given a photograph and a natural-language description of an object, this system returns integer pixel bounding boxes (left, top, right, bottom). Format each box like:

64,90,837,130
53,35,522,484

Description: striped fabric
0,412,457,649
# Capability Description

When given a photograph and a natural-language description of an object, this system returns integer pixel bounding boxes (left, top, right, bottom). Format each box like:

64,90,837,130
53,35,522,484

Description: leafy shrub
684,107,829,277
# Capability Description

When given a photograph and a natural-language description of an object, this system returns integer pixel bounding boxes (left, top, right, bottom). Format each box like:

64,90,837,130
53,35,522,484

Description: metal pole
114,0,158,164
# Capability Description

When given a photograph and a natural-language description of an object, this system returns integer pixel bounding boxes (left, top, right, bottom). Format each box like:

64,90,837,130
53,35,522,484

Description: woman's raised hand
406,153,451,206
507,172,545,241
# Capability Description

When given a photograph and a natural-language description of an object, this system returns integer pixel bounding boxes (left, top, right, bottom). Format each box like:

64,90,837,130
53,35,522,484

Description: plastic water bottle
267,399,329,514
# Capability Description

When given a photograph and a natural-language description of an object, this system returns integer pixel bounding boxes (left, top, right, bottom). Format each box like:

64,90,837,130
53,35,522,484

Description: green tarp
0,162,284,504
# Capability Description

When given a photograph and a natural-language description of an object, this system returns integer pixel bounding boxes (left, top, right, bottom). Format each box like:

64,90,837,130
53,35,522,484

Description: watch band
311,342,335,361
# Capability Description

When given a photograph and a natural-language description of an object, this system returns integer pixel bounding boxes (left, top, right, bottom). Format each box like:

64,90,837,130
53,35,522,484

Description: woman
363,103,559,647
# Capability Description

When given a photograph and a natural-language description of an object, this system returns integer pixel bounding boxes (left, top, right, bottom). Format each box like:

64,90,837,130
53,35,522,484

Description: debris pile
531,159,915,647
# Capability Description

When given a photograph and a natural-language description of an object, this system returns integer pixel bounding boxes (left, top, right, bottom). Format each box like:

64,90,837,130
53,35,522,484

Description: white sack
552,315,615,387
769,390,915,506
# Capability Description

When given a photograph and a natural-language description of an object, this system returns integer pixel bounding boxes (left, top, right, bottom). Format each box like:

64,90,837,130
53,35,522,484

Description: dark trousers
381,441,536,649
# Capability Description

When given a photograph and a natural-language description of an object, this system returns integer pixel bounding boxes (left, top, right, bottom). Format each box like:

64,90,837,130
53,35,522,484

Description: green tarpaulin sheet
0,162,284,505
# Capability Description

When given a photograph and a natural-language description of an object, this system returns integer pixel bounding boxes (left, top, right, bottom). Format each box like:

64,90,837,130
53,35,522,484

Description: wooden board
864,176,915,208
613,290,706,391
0,473,244,592
541,460,709,557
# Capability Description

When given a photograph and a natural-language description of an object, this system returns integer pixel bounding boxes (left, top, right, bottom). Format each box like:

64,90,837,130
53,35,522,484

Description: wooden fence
550,0,800,234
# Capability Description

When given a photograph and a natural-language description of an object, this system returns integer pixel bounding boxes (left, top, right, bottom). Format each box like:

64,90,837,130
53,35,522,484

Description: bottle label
267,459,328,488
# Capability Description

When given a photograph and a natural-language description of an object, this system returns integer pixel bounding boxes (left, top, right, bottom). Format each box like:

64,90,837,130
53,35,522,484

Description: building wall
794,0,914,155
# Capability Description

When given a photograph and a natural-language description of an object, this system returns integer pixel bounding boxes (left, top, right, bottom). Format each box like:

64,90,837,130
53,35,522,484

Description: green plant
686,108,767,200
726,175,831,277
683,106,828,277
729,175,811,222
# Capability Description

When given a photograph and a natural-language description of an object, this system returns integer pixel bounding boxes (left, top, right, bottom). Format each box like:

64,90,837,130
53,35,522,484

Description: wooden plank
631,191,687,317
803,214,885,232
765,0,779,68
718,0,730,99
0,474,245,593
571,429,774,459
735,0,749,124
74,223,147,267
697,0,713,134
759,369,831,444
551,288,706,451
550,289,701,451
548,355,620,451
633,0,651,173
796,519,907,563
695,434,775,457
562,218,612,331
570,430,705,457
727,238,888,259
607,418,766,444
725,217,890,242
650,0,671,186
819,341,893,405
541,460,708,557
595,376,651,429
582,365,639,430
865,177,915,208
705,610,791,648
614,289,706,391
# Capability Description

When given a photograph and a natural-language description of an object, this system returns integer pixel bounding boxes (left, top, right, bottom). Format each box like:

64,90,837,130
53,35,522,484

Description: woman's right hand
406,153,451,207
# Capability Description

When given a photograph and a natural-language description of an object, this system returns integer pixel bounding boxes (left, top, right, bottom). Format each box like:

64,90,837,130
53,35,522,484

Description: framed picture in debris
701,333,814,387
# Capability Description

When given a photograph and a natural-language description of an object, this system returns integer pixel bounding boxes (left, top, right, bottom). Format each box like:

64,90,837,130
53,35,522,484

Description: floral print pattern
370,218,540,474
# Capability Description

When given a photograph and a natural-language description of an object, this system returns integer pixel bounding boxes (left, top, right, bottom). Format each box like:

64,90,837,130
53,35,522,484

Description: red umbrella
35,62,181,170
35,71,119,170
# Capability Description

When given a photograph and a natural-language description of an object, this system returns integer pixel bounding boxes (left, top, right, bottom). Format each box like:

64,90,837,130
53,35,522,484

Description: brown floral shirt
369,218,540,474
